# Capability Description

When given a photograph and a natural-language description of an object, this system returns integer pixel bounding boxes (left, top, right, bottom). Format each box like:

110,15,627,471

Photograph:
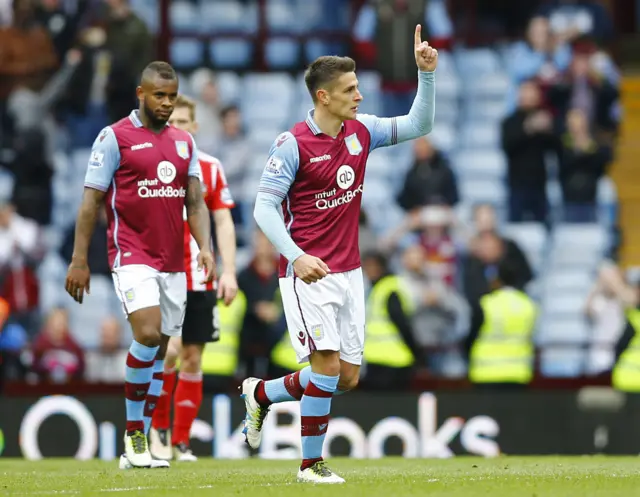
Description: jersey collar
305,109,344,136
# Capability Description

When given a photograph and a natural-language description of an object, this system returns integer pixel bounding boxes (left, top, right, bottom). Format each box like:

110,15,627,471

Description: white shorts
279,267,365,365
112,264,187,337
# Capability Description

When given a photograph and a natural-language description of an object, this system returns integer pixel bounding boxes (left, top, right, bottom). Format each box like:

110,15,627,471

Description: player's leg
112,266,166,468
171,343,203,461
149,336,180,461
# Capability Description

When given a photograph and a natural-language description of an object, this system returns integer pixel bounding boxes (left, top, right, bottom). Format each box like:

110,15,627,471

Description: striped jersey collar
305,109,344,136
128,110,170,128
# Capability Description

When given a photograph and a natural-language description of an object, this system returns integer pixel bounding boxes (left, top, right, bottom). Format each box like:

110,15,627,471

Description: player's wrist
71,254,88,265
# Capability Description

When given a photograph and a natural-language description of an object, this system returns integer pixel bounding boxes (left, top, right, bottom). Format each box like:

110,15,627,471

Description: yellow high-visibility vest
201,290,247,377
364,275,415,368
469,288,537,384
612,309,640,392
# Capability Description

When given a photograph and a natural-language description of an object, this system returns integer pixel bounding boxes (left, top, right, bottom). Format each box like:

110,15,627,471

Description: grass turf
1,456,639,496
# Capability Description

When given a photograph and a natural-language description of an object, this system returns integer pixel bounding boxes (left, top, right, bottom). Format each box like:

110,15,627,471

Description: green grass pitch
2,456,639,496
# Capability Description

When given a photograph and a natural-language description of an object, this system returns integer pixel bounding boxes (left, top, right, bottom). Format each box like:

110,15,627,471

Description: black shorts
182,291,219,345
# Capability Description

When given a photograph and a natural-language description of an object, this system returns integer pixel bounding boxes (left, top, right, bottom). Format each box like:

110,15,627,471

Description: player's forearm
396,70,436,141
214,210,236,274
72,188,105,263
186,178,212,251
254,192,304,263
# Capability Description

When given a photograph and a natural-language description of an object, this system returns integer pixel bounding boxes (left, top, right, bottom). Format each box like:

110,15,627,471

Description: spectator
35,0,90,62
537,0,614,45
85,316,127,383
396,136,458,211
190,68,222,155
31,307,85,383
462,229,533,305
506,15,572,112
547,46,620,138
501,80,559,224
215,105,250,239
0,199,44,337
104,0,153,123
238,230,283,379
559,108,612,222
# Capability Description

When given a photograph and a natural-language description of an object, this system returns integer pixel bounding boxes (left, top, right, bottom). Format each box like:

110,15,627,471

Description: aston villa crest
175,141,189,159
345,133,363,156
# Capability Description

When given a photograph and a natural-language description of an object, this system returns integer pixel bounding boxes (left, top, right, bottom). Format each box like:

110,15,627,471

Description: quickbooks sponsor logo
137,178,186,198
315,184,363,210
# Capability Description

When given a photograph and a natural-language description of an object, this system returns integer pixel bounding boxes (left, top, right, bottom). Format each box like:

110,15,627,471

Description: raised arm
66,127,119,303
358,24,437,150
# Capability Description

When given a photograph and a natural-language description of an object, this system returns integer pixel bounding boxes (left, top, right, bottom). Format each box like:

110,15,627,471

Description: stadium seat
209,40,254,69
453,47,503,77
427,124,457,155
539,348,585,377
266,0,302,34
214,71,241,106
0,167,14,201
248,127,279,153
304,40,348,63
298,0,350,31
129,0,159,33
170,39,204,69
265,38,301,69
541,293,587,319
451,149,506,179
458,179,506,206
597,176,618,227
433,99,459,125
464,72,511,100
543,270,595,294
502,222,547,272
433,72,461,102
459,122,501,149
170,1,199,34
463,100,508,121
536,316,589,344
200,0,258,34
364,150,391,182
552,223,609,252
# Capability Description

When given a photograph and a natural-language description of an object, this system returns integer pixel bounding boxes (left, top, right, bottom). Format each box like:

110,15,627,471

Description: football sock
171,371,203,446
151,367,176,431
143,358,164,435
256,366,312,406
300,372,338,470
124,340,158,434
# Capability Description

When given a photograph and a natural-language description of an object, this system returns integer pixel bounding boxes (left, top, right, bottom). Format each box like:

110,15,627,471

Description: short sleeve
84,127,121,192
188,133,200,178
210,162,235,211
257,131,300,199
357,114,398,151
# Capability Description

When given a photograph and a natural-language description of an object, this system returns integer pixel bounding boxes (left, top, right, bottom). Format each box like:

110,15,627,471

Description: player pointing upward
242,25,437,483
65,61,215,469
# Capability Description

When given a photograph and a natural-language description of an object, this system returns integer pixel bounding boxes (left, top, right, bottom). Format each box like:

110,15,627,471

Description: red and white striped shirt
183,151,235,292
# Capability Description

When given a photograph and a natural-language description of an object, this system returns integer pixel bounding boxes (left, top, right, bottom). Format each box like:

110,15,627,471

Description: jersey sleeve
257,132,299,200
84,126,120,192
187,133,200,178
357,70,435,151
209,161,235,211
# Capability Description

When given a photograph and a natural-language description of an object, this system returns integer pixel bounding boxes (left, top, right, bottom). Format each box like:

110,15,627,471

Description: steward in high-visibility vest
467,259,537,385
612,308,640,392
365,275,416,369
201,290,247,377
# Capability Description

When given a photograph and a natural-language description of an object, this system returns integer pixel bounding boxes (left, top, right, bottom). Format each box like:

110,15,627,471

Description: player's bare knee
338,375,359,392
135,324,162,347
180,344,203,373
310,350,341,376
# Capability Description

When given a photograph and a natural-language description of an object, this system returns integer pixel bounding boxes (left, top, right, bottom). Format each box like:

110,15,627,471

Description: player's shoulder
354,113,380,130
270,130,299,156
93,125,118,148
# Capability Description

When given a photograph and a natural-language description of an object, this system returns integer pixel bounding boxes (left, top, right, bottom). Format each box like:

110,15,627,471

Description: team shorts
279,267,366,366
112,264,187,337
181,290,220,345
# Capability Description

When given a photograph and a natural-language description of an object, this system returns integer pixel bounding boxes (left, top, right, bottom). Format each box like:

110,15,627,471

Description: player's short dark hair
304,56,356,103
141,61,177,83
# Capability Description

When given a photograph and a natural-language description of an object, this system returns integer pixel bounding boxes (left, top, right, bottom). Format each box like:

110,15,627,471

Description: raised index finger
414,24,422,48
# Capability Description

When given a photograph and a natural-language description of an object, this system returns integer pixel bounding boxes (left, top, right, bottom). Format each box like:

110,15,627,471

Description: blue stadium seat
298,0,349,31
248,127,279,153
129,0,159,33
458,179,506,206
304,40,348,63
434,72,461,102
200,0,258,34
453,47,503,77
215,71,242,105
434,99,459,125
243,73,295,107
552,223,609,253
459,123,501,149
0,167,15,201
209,40,253,69
170,1,199,34
452,149,506,179
597,176,618,227
539,348,585,377
170,39,204,69
502,222,548,272
427,124,457,155
464,72,511,100
267,0,301,34
265,38,301,69
463,100,508,121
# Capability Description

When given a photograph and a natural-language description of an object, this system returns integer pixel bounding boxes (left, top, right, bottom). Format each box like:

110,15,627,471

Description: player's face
168,106,198,134
326,72,362,121
137,76,179,127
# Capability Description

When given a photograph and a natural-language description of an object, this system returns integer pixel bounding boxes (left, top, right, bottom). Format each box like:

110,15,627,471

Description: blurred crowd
0,0,632,388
